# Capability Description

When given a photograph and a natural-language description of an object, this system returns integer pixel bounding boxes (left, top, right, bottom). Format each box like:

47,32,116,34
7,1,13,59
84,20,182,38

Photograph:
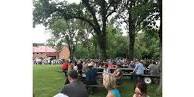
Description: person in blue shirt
85,62,98,84
85,62,98,94
103,73,121,97
132,60,145,82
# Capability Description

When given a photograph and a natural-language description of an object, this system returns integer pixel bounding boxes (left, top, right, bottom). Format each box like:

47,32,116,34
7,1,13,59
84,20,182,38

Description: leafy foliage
33,0,161,60
134,29,160,59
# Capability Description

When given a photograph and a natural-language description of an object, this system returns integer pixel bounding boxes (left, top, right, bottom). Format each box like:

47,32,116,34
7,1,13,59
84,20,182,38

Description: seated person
103,73,121,97
77,60,83,77
129,61,135,69
56,70,88,97
133,81,150,97
103,64,111,74
112,68,123,85
108,62,115,68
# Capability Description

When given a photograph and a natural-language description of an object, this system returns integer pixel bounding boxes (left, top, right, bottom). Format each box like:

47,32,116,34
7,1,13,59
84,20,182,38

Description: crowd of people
55,58,161,97
33,58,63,65
61,58,160,78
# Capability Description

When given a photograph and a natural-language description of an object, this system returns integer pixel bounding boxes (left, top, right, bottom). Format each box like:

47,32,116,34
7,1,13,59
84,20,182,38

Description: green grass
33,65,162,97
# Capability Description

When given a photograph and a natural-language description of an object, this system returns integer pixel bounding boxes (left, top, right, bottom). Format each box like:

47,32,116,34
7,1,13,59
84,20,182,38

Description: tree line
33,0,162,61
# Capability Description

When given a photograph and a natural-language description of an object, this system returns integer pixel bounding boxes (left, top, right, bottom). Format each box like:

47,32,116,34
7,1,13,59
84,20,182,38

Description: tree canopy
33,0,161,60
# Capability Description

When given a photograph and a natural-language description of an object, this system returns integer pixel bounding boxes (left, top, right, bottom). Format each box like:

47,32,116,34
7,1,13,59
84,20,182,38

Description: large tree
48,18,85,60
134,0,162,92
33,0,122,59
113,0,157,60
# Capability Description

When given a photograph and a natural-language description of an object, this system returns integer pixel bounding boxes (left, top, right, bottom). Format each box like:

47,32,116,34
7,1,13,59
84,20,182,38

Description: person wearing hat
85,62,98,94
85,62,98,84
57,70,88,97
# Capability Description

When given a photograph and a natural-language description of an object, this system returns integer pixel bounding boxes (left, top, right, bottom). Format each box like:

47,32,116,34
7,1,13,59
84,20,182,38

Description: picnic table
95,67,150,74
95,67,134,73
82,67,160,84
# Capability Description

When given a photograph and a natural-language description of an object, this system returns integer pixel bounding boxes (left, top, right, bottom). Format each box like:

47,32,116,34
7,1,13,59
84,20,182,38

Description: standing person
148,61,159,76
147,61,159,84
132,60,145,82
129,61,136,69
73,62,78,72
85,62,98,94
54,70,88,97
133,81,149,97
68,61,73,72
129,61,136,80
65,60,73,84
61,60,68,77
82,61,88,73
103,73,121,97
77,60,83,77
85,62,98,84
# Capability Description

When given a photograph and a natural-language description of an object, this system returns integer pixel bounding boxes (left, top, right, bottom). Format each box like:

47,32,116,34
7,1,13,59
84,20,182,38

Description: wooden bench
86,84,104,88
82,68,160,84
95,67,150,74
85,84,105,94
143,75,160,78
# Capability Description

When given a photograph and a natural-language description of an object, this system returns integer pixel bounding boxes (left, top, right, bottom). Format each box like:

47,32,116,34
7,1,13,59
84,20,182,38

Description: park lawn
33,65,65,97
33,65,162,97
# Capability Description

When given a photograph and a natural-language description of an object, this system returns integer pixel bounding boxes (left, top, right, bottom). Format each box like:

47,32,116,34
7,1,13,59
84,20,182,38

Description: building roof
33,46,56,53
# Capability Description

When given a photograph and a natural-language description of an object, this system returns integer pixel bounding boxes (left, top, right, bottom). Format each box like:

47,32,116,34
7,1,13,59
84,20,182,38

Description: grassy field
33,65,162,97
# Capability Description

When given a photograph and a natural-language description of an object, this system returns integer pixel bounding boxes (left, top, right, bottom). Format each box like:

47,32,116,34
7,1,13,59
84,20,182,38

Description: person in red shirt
108,63,117,69
61,60,69,77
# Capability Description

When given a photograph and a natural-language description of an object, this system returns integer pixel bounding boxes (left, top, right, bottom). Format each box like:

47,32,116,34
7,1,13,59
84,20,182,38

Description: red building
33,44,70,60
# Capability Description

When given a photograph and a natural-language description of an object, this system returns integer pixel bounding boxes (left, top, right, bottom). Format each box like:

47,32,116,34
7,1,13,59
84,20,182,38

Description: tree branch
73,16,100,33
106,0,121,18
106,9,116,19
82,0,101,32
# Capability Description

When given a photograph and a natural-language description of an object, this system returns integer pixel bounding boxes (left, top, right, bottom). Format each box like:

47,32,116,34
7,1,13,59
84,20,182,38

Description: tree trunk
67,40,73,61
128,29,135,60
68,44,72,60
128,6,136,60
94,39,98,58
100,6,108,60
97,32,107,60
95,12,107,60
